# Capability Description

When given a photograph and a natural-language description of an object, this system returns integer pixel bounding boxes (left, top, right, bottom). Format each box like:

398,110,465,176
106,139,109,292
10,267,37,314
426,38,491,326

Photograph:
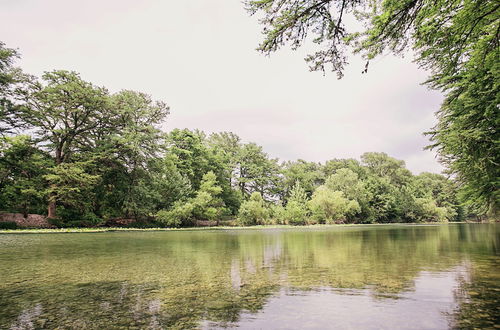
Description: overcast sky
1,0,444,174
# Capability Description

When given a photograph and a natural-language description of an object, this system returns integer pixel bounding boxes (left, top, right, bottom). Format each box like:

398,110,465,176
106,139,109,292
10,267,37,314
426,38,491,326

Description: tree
308,186,360,224
192,171,226,223
322,158,367,179
166,129,213,191
284,181,309,225
325,168,371,222
44,161,100,218
363,176,396,222
0,42,18,90
104,90,170,218
361,152,412,186
412,172,460,221
0,135,51,216
414,197,450,223
156,171,226,227
17,70,109,218
236,142,281,200
156,201,195,227
281,160,323,200
205,132,243,215
245,0,499,215
206,131,241,186
0,42,26,135
237,192,269,226
150,157,192,211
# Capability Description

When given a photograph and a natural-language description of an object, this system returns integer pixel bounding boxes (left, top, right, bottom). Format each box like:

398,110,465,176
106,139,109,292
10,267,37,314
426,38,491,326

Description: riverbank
0,222,482,234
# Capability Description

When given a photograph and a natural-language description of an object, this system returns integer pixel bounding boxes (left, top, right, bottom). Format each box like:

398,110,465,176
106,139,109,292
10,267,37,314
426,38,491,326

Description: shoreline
0,222,487,234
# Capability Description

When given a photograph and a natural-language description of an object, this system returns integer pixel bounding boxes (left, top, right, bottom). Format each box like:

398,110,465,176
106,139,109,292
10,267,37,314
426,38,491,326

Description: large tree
0,42,27,135
236,142,281,200
105,90,170,218
246,0,499,215
17,70,109,218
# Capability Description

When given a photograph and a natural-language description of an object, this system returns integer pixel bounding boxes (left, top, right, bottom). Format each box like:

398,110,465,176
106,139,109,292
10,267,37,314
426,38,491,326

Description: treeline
0,42,471,227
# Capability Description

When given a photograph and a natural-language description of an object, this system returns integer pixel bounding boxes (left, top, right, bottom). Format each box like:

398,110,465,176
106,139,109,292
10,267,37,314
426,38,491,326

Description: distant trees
284,182,309,225
245,0,499,217
238,192,269,226
236,142,281,199
0,41,474,227
0,42,25,136
156,171,226,227
0,136,51,216
309,187,360,224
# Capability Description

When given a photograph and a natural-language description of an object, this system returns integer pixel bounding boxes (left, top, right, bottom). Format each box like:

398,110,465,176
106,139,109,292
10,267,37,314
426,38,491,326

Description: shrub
0,221,18,229
156,201,194,227
52,208,104,227
308,186,360,224
237,192,269,226
285,182,309,225
285,201,308,225
270,204,287,224
414,197,450,222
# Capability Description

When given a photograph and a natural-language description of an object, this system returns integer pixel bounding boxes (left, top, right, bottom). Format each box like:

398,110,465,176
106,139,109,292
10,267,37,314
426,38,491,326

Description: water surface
1,224,498,329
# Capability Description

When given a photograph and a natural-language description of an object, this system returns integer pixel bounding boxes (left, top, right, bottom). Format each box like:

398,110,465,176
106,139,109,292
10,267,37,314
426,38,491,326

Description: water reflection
0,224,498,329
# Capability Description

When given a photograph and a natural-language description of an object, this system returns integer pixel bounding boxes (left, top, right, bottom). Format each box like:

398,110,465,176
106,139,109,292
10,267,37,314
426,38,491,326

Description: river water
0,223,498,329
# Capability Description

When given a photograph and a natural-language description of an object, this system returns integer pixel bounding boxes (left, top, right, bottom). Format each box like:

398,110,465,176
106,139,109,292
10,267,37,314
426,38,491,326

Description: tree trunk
22,202,28,219
47,197,56,218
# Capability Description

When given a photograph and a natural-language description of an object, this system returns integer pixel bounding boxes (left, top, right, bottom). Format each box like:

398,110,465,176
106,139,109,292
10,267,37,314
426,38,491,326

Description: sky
0,0,445,174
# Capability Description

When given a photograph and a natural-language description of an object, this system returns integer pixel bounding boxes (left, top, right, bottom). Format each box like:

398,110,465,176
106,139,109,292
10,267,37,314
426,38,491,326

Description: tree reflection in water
0,224,498,329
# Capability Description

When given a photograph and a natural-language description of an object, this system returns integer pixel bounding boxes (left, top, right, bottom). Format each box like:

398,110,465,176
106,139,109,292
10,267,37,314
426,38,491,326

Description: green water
0,224,498,329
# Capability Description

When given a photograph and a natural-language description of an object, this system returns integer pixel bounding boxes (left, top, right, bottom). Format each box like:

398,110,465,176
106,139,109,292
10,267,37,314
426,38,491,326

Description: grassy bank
0,222,474,234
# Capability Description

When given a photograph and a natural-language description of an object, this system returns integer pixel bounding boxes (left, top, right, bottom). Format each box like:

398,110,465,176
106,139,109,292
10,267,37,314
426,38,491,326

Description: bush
284,181,309,225
270,204,287,224
237,192,269,226
126,220,159,228
308,186,360,224
0,221,18,229
285,201,308,225
81,212,104,226
414,197,450,222
52,208,104,227
156,201,194,227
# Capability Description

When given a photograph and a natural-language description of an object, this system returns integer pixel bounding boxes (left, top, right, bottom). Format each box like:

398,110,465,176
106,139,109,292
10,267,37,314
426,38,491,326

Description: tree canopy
0,40,487,227
245,0,499,216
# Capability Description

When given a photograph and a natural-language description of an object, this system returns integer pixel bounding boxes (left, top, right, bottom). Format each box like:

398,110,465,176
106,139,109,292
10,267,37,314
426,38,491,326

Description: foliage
50,209,104,228
0,41,26,135
156,201,195,227
325,168,371,222
44,161,100,214
284,201,309,225
0,221,17,229
0,135,51,215
237,192,269,226
269,204,287,225
236,143,281,200
308,186,360,224
245,0,499,215
414,197,449,223
284,182,309,225
192,171,226,221
166,129,212,191
281,160,323,199
0,40,473,226
156,171,226,227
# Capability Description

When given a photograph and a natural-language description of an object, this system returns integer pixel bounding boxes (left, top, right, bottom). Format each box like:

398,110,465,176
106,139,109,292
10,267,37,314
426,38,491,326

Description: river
0,223,498,329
